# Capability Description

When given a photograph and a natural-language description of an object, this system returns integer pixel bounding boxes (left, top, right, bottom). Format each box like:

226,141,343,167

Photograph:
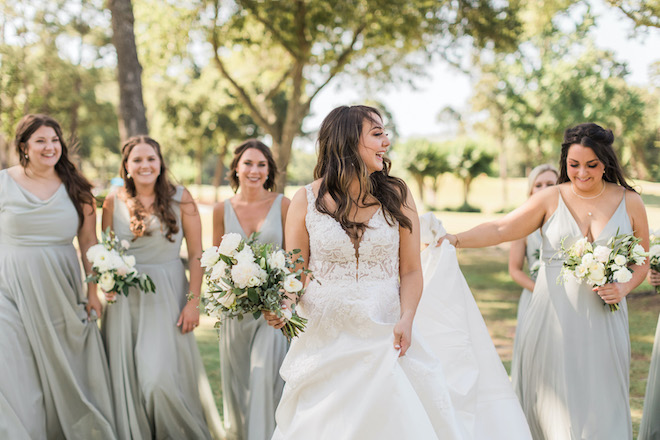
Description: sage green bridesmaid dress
0,169,117,439
639,317,660,440
511,189,632,440
102,186,223,439
220,194,288,440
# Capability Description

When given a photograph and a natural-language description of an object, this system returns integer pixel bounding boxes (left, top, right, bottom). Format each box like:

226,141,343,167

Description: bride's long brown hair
120,136,179,242
314,105,412,239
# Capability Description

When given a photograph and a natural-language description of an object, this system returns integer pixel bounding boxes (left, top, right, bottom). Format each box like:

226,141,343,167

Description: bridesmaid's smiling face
236,147,269,190
531,170,557,195
126,143,161,187
358,114,390,174
25,125,61,170
566,143,606,193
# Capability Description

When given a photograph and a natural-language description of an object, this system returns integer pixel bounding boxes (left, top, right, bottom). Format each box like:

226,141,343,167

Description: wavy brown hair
14,114,94,228
559,122,636,193
120,136,179,242
314,105,412,239
228,139,278,193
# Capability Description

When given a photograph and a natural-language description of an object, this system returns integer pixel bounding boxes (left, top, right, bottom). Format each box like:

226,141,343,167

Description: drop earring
126,173,131,179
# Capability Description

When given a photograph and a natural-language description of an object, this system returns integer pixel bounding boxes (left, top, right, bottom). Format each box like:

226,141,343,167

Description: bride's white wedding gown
272,186,530,439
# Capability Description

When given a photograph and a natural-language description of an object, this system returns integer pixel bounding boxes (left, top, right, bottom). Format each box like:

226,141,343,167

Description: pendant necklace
571,181,606,216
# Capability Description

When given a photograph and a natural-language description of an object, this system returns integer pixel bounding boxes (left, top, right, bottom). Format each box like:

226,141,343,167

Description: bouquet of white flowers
85,228,155,299
200,232,312,341
559,231,647,312
650,231,660,294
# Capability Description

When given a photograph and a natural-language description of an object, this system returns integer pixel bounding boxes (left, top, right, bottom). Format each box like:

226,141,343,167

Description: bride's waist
309,276,399,287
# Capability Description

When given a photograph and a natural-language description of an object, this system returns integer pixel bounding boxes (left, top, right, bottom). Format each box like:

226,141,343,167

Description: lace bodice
304,185,399,284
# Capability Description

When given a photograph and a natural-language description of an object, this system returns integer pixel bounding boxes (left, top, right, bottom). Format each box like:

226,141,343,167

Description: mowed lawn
190,175,660,436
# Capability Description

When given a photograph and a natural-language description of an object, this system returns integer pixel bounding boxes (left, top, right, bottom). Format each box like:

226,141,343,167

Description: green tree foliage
472,6,651,178
396,138,449,208
197,0,522,189
448,141,494,211
0,0,119,176
606,0,660,29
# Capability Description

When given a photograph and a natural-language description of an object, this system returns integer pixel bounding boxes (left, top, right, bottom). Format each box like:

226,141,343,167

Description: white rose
210,260,228,282
248,275,262,287
267,250,287,270
614,254,627,266
613,267,633,283
650,244,660,258
200,246,220,268
231,262,260,289
99,272,116,292
107,251,124,270
589,262,606,281
283,275,303,293
592,246,611,264
581,253,594,265
219,292,236,308
116,264,129,276
280,305,293,321
86,244,106,264
632,244,648,265
218,233,242,257
234,246,255,266
120,239,131,250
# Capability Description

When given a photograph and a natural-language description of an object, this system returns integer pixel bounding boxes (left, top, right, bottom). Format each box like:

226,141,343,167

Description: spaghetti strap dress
102,186,223,439
219,193,288,440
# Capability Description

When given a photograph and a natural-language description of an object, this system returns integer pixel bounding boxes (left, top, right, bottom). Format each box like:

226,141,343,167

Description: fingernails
394,345,401,349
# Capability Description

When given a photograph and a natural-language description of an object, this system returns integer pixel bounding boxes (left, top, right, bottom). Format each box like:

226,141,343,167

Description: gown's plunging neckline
557,190,625,243
230,195,280,237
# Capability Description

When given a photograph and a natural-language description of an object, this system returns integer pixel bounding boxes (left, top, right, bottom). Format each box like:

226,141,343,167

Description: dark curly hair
120,136,179,242
14,114,94,228
558,122,636,193
314,105,412,239
228,139,278,193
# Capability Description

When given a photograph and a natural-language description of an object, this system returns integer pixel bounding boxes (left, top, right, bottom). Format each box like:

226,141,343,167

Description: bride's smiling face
358,114,390,174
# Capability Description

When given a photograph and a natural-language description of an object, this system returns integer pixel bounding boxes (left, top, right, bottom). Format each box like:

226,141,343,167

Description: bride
264,105,530,439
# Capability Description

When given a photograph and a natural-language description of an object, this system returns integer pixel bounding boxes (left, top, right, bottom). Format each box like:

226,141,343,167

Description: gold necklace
571,181,606,200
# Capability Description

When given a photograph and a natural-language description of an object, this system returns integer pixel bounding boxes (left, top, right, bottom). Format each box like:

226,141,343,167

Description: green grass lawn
192,176,660,435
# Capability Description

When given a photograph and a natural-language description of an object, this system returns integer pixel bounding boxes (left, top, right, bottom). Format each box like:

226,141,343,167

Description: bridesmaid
0,114,117,438
212,139,290,440
101,135,223,439
640,264,660,440
508,164,557,359
440,123,649,439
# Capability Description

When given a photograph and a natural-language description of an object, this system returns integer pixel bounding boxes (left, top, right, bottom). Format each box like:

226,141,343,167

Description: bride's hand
393,313,414,357
436,233,458,247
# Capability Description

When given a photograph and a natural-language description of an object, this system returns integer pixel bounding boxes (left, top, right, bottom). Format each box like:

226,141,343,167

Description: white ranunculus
210,260,228,282
86,244,106,264
219,292,236,308
613,267,633,283
93,249,115,272
234,246,255,266
200,246,220,268
231,262,260,289
593,246,611,264
107,251,124,271
218,233,242,257
574,264,589,279
99,271,116,292
247,275,262,287
581,253,594,265
590,262,606,280
573,237,592,257
632,244,648,265
122,254,136,268
614,254,627,266
283,275,303,293
268,250,287,270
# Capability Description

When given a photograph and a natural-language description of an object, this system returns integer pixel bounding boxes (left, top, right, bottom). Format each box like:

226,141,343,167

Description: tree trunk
212,140,229,202
463,176,472,207
109,0,148,139
412,174,425,205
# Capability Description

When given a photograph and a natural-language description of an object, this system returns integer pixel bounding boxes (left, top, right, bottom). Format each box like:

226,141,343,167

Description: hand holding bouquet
200,232,312,341
85,228,156,301
559,231,647,312
650,231,660,293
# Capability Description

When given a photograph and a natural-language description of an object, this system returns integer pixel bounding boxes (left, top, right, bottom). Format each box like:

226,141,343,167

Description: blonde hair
527,163,558,196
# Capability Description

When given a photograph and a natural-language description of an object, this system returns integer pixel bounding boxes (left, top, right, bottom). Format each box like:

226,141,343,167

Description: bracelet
187,292,200,301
